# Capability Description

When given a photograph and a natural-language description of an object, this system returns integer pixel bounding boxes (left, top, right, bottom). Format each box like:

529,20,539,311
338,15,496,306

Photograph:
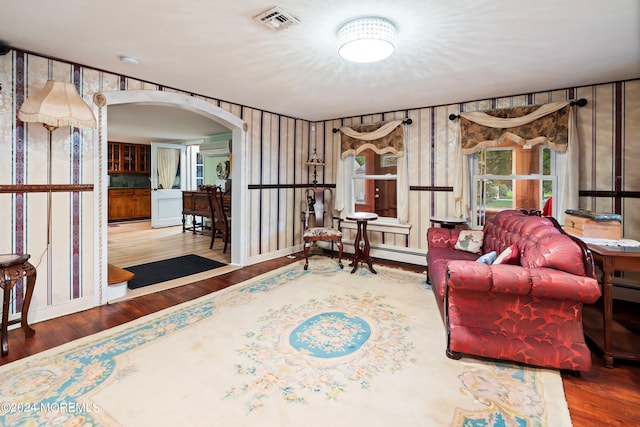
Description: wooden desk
347,212,378,274
181,190,231,234
182,190,211,233
585,243,640,367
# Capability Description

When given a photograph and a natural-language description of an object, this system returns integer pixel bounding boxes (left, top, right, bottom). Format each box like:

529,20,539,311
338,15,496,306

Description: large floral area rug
0,258,572,426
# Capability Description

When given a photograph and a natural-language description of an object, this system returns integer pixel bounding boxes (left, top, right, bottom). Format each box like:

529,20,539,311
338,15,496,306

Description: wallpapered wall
1,49,639,323
0,51,318,322
314,80,640,254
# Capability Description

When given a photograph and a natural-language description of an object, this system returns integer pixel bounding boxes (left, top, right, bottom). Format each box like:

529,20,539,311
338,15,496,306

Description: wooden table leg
350,222,363,273
1,261,37,357
360,222,376,274
1,282,10,356
350,220,376,274
21,270,37,338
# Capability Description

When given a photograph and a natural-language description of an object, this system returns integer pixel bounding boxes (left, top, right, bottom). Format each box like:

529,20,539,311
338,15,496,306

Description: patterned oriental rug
0,258,572,426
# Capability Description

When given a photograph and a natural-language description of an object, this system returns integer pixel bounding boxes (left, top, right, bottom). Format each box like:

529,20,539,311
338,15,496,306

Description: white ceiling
107,104,230,144
2,0,639,142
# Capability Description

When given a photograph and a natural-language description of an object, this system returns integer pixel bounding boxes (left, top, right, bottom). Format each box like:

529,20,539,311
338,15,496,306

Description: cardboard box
564,214,622,239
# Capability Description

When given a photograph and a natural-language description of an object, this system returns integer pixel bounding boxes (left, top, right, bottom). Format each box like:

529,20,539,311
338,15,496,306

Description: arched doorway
93,90,246,305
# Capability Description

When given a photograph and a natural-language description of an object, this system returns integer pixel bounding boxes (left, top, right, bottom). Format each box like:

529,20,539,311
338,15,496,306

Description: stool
0,254,37,357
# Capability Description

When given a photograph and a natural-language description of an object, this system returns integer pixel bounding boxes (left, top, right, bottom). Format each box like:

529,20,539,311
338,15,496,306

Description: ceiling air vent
254,6,300,32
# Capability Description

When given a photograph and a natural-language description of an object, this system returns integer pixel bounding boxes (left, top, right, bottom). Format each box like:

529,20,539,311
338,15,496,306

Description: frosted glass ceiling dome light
337,17,396,63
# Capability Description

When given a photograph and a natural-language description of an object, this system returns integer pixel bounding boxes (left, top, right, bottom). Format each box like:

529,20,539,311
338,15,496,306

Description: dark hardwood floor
2,254,638,426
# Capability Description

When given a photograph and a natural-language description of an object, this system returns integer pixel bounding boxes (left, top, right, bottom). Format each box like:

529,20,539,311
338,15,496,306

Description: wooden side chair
207,186,231,253
205,186,218,250
302,188,343,270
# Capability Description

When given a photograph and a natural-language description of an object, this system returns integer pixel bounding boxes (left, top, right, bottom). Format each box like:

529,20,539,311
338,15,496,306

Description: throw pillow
476,251,497,264
454,230,484,254
493,244,520,265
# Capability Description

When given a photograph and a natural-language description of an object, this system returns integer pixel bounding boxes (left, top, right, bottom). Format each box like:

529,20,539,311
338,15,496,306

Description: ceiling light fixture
337,17,396,63
119,55,139,65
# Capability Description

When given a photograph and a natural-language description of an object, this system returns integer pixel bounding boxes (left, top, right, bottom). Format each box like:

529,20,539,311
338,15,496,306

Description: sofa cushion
476,251,497,264
454,230,483,254
522,234,586,276
427,247,477,301
493,244,519,265
482,211,587,277
427,227,462,249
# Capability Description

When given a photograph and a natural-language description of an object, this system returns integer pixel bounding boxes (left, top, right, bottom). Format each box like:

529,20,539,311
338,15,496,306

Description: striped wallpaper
317,82,640,252
0,49,638,322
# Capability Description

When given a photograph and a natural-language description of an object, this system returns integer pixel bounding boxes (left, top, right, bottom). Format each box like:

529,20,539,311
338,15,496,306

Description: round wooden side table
429,216,468,229
346,212,378,274
0,254,37,356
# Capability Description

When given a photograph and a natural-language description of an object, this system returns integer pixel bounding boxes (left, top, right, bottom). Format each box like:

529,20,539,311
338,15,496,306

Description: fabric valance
339,120,404,159
460,101,570,154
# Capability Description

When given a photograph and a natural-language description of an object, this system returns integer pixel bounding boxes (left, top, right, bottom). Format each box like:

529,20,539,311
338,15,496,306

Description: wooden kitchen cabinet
107,142,122,172
108,189,135,220
108,188,151,221
135,188,151,218
108,142,151,174
137,145,151,174
122,144,137,172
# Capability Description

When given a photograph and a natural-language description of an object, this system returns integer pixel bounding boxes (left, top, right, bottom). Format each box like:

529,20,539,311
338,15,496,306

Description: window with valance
460,103,570,154
339,120,405,158
452,101,580,225
335,120,409,223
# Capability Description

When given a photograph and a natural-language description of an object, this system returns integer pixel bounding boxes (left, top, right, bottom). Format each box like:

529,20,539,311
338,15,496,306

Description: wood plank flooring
108,220,231,267
2,222,639,426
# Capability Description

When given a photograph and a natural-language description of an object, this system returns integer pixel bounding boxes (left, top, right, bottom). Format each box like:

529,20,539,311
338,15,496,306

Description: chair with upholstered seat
302,188,343,270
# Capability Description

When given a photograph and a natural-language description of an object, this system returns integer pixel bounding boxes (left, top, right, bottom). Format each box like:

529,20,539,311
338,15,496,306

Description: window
195,152,204,188
472,142,556,227
186,144,205,190
352,150,398,220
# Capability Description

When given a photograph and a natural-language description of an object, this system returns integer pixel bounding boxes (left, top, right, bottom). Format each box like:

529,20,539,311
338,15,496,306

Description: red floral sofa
426,209,601,372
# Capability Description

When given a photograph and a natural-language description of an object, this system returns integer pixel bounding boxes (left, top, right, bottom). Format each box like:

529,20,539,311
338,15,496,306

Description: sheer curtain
158,147,180,190
555,109,580,224
334,120,409,223
452,101,578,224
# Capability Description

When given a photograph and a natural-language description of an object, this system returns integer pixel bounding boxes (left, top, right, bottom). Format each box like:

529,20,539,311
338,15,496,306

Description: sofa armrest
427,228,462,249
446,261,601,303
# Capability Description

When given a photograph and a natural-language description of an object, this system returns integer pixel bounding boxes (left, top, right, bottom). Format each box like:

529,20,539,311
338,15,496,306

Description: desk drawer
193,199,209,212
109,189,135,196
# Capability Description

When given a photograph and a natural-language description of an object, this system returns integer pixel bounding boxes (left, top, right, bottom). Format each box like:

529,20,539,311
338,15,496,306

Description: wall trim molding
0,184,93,193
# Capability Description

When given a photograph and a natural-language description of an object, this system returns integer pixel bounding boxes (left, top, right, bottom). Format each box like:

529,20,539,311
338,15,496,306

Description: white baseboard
339,241,427,267
7,296,96,331
245,242,427,268
245,244,305,266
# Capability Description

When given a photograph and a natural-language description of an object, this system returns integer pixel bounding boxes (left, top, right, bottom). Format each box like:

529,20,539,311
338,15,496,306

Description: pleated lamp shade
18,80,96,129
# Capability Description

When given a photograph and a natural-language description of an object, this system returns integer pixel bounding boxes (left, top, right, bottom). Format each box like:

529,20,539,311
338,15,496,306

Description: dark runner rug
125,254,226,289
